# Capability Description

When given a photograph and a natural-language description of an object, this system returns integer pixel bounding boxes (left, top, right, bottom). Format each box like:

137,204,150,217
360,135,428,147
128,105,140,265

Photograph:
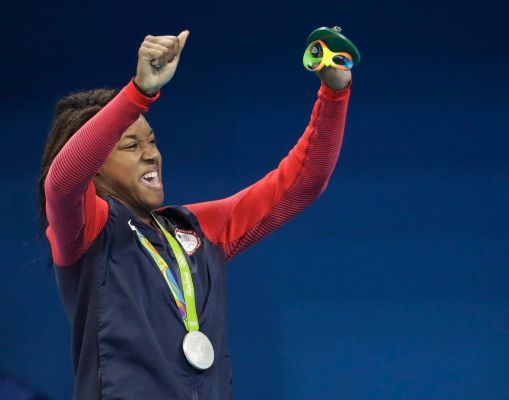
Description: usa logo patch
174,228,202,256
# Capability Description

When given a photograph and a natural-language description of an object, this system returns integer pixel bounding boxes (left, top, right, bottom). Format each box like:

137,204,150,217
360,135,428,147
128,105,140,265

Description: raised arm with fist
134,30,190,96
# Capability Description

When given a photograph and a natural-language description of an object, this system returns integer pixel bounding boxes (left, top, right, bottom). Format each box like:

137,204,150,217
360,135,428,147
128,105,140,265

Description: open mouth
140,170,162,189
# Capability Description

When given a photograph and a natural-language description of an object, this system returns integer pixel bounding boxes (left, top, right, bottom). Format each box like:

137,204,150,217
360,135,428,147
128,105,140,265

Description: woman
38,30,352,399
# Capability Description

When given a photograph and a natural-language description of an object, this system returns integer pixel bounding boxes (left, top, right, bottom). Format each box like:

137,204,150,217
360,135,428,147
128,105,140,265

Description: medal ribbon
128,215,199,332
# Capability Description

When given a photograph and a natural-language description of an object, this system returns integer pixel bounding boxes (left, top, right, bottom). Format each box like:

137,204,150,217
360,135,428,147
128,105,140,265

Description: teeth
140,170,162,188
142,171,158,180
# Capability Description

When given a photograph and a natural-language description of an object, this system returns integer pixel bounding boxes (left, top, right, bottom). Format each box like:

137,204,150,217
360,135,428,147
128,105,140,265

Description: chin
145,194,164,211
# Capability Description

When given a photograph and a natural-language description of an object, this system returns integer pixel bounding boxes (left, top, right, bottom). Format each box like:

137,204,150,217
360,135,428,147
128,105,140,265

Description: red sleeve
45,78,160,267
183,80,351,261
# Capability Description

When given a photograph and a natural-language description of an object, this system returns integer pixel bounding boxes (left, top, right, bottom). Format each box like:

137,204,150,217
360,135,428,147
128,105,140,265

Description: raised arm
183,79,351,261
45,81,160,266
45,31,189,266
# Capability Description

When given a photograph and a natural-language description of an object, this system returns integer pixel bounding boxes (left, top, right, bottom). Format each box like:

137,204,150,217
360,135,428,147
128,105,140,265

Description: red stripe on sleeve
45,78,160,266
183,80,351,260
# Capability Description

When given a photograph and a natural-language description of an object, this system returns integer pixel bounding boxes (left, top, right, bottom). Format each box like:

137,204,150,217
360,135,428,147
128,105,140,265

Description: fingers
176,30,190,54
141,42,174,67
144,35,179,51
139,31,189,67
315,66,352,91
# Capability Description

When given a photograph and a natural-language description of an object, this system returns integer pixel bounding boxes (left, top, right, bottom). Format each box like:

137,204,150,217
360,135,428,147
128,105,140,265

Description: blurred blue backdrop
1,0,508,399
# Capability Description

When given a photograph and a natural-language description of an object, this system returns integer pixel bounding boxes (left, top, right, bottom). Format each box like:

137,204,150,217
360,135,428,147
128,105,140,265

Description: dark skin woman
38,30,353,399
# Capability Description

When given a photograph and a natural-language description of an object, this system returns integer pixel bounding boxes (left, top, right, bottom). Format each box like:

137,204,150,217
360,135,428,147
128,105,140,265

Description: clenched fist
315,66,352,91
134,31,190,96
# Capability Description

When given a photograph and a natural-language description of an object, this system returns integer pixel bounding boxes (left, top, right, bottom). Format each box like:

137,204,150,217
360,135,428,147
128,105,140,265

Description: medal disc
183,331,215,370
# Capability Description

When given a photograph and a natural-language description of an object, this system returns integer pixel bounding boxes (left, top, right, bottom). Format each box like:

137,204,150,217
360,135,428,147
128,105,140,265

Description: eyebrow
123,130,155,140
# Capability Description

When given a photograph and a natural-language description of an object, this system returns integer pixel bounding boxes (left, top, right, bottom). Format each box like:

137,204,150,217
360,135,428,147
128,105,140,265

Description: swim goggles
302,39,353,72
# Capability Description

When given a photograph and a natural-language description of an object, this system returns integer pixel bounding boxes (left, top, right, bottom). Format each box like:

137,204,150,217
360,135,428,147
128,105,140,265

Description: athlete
38,30,352,399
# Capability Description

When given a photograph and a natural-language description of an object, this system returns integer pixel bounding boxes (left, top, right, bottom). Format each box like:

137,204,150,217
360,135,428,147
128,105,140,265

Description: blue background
1,0,508,398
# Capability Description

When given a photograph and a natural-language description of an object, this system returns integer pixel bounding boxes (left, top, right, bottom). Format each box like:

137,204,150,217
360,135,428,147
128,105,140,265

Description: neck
110,195,154,228
94,180,156,228
138,214,154,227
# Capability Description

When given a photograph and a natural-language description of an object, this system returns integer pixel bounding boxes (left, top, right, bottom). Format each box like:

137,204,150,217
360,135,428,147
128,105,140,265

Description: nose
141,142,160,162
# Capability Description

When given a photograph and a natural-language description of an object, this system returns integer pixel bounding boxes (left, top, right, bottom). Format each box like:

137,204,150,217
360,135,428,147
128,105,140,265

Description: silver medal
182,331,215,370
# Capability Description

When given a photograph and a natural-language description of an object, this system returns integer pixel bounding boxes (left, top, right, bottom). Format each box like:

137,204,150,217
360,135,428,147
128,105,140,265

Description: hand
315,66,352,91
134,31,190,96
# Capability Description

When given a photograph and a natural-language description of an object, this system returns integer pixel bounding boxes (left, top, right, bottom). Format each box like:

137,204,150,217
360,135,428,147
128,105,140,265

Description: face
94,115,164,216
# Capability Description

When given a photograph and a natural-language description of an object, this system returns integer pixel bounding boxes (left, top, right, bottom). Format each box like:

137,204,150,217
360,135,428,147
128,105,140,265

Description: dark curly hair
37,87,120,230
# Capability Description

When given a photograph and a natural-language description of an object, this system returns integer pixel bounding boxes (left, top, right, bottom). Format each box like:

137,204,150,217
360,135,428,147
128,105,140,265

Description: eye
332,54,353,69
310,42,323,58
150,138,157,144
124,143,137,149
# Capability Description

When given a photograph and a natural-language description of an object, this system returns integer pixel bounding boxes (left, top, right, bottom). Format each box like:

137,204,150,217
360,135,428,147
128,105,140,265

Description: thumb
177,30,190,55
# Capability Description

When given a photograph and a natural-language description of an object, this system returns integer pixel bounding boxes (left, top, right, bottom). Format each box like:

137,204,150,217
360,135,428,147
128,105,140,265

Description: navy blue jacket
55,196,232,400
